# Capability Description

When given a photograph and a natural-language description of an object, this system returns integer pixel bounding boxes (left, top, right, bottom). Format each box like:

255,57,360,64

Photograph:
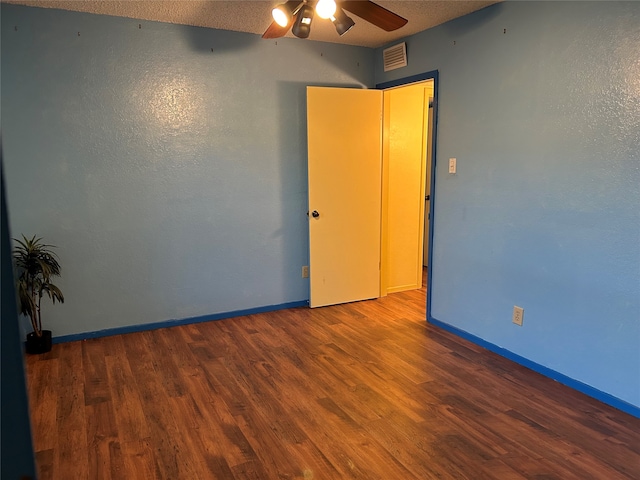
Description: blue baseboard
53,300,309,344
428,317,640,419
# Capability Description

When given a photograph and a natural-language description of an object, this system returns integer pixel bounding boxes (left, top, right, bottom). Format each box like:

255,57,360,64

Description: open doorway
380,78,435,293
377,71,438,320
306,72,438,315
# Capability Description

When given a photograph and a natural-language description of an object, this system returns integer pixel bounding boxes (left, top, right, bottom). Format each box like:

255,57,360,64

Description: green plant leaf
41,283,65,304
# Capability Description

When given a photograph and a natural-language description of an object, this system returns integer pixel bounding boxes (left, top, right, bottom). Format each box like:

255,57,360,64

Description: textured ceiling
3,0,501,48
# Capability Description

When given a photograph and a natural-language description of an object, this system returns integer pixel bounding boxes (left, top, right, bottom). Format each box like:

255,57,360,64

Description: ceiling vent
383,42,407,72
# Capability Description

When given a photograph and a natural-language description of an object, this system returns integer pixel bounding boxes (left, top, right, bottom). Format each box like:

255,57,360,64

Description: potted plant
13,235,64,354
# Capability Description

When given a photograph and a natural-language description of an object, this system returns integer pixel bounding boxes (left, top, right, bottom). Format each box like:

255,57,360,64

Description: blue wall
377,1,640,409
1,5,373,337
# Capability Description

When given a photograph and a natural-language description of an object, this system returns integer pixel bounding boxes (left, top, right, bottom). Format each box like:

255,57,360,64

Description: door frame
376,70,439,323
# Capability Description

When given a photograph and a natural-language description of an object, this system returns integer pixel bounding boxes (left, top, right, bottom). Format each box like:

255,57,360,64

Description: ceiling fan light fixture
332,7,355,36
315,0,336,19
272,3,293,27
292,4,314,38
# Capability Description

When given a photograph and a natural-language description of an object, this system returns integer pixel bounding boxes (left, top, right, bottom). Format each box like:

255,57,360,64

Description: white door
307,87,383,308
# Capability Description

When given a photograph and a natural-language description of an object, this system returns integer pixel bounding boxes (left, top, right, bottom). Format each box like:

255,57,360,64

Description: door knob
312,210,320,218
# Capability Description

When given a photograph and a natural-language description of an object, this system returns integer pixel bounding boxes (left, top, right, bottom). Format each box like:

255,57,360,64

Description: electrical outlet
512,306,524,326
302,266,309,278
448,157,457,174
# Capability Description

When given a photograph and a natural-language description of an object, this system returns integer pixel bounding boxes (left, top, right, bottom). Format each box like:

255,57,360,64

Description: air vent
383,42,407,72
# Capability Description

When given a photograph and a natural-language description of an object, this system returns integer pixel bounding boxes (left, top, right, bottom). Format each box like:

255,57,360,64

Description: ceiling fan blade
262,21,290,39
340,1,408,32
262,0,301,39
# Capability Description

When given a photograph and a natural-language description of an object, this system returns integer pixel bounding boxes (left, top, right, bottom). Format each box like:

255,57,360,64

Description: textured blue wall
1,5,373,337
377,1,640,408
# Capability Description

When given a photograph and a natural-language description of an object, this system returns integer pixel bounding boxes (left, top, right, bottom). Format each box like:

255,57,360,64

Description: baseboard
428,317,640,419
387,283,420,294
53,300,309,344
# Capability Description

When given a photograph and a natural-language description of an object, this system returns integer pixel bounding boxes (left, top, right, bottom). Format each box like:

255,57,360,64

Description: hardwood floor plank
144,329,187,398
120,439,162,480
283,439,343,480
56,341,83,387
120,332,204,478
233,409,315,479
183,364,263,470
166,392,236,478
362,417,443,480
54,342,89,479
104,354,150,443
230,459,272,480
34,448,54,480
85,401,121,480
24,272,640,479
168,395,238,475
283,387,417,479
108,440,126,480
82,339,111,405
26,357,59,453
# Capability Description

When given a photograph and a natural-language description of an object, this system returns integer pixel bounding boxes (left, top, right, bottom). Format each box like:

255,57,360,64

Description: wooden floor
26,277,640,479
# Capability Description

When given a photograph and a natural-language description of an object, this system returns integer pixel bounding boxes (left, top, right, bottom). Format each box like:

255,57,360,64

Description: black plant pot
25,330,52,354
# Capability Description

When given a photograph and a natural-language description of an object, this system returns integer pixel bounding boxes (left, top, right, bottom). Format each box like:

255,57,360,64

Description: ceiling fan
263,0,408,39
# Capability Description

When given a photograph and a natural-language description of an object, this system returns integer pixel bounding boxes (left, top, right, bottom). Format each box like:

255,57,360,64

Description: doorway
378,71,438,320
381,79,434,295
306,71,438,313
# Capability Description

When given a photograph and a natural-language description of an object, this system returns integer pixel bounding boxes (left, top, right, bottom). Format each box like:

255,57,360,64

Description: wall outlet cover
513,306,524,326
